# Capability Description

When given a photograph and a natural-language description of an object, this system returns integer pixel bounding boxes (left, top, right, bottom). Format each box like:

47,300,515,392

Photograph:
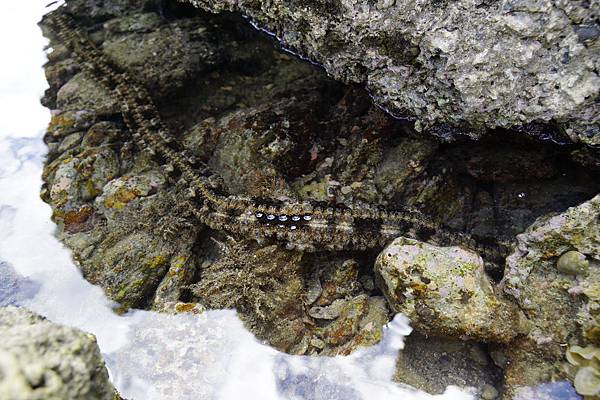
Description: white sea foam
0,2,477,399
0,131,474,400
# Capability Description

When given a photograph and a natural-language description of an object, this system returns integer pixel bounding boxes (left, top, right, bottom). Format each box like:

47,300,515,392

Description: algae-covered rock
375,237,525,343
39,0,600,394
557,250,590,276
189,241,390,355
0,306,116,400
503,194,600,344
56,72,119,115
500,194,600,394
184,0,600,145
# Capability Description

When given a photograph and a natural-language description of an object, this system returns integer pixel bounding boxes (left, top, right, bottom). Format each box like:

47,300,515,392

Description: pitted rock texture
374,237,526,343
0,306,116,400
183,0,600,145
40,0,600,394
499,194,600,396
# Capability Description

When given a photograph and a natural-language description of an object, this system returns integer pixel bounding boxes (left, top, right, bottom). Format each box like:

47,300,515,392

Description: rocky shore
37,0,599,398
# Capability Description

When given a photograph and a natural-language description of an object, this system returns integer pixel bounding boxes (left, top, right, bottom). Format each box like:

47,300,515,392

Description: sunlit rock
0,306,116,400
374,237,525,343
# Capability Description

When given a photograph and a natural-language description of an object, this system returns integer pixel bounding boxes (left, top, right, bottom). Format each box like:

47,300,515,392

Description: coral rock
374,237,525,343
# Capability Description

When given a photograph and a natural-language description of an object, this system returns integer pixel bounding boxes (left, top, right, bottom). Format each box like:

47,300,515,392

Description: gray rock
393,332,502,396
183,0,600,144
500,194,600,395
0,306,116,400
102,16,223,94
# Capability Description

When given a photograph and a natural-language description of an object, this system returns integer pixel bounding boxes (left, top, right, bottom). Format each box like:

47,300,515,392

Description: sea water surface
0,2,474,399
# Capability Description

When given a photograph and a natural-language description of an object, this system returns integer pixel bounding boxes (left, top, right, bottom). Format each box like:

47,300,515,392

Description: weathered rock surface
184,0,600,145
499,194,600,396
0,306,116,400
375,237,526,343
375,196,599,397
39,0,600,396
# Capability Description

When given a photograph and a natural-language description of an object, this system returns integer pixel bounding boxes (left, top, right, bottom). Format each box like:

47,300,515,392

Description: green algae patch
146,255,169,270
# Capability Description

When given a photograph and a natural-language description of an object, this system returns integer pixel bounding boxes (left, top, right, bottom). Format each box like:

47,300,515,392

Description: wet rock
39,1,600,392
190,240,313,353
393,332,502,397
315,295,390,356
184,0,600,145
481,384,499,400
0,306,116,400
189,241,390,356
61,0,156,21
556,250,589,275
56,72,119,115
501,194,600,394
76,188,200,311
103,16,223,94
375,237,525,343
565,345,600,398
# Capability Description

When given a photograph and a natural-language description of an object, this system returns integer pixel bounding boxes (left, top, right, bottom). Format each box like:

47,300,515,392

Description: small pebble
557,251,589,275
481,384,498,399
341,185,352,195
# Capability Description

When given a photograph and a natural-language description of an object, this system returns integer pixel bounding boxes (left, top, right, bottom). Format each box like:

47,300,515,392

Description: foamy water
0,2,520,399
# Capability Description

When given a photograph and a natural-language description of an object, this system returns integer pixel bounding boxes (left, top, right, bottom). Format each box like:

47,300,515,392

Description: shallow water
0,2,586,400
0,2,477,399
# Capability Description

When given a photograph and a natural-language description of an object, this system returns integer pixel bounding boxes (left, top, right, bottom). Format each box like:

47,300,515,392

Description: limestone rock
500,194,600,394
183,0,600,145
374,237,525,343
0,306,116,400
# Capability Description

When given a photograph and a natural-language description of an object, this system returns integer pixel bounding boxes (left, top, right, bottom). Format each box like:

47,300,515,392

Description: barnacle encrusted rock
374,237,526,343
183,0,600,145
0,306,116,400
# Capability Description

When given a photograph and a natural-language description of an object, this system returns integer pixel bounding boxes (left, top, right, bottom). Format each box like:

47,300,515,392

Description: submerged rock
393,332,502,397
184,0,600,145
189,241,390,355
0,306,116,400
